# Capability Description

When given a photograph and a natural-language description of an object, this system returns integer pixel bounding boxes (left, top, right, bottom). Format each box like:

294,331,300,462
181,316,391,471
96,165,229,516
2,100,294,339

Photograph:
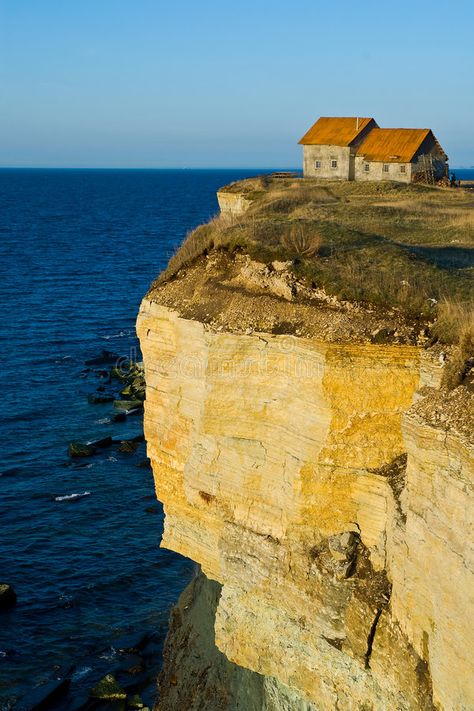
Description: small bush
433,299,474,344
281,224,322,258
435,300,474,388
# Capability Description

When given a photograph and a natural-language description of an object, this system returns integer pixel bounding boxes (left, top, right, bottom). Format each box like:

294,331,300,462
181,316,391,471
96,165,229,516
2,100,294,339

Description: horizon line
0,165,301,171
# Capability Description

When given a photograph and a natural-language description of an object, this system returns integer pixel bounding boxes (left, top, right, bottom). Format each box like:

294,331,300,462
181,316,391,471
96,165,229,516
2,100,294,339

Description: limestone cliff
137,247,473,710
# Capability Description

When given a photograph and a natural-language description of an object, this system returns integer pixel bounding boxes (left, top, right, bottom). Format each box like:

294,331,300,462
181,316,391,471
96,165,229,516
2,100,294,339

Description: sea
0,168,270,710
0,165,472,710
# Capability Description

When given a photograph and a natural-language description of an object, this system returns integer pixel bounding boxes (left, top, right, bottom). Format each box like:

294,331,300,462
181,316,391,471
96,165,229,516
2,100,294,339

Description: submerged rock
114,632,150,654
68,442,96,458
113,399,143,411
118,440,139,454
68,437,113,457
90,673,126,701
0,583,16,610
15,677,70,711
87,393,115,404
84,350,119,366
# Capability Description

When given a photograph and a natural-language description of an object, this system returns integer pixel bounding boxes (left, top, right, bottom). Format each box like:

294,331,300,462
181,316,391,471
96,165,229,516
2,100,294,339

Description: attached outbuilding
354,128,448,183
299,116,448,183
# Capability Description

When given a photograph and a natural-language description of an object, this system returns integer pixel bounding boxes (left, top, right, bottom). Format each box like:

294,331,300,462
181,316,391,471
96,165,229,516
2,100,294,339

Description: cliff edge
137,177,473,710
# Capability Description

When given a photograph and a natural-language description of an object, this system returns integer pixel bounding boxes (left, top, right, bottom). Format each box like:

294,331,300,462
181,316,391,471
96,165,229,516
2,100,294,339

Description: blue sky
0,0,473,168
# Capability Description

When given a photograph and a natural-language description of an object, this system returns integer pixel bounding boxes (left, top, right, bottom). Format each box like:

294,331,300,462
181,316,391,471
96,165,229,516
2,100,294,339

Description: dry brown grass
157,176,473,345
432,299,474,344
434,300,474,388
281,224,322,257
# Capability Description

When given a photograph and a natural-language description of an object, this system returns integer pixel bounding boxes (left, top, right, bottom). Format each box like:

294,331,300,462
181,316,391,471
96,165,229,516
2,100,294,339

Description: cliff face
137,257,473,711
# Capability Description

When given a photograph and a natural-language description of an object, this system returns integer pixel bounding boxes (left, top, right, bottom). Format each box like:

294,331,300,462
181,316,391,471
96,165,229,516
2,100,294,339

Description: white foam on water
99,646,116,660
54,491,91,502
71,666,92,681
101,330,131,340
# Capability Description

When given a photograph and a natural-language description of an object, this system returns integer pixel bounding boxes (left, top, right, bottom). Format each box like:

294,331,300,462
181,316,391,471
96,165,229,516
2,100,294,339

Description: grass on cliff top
159,175,474,345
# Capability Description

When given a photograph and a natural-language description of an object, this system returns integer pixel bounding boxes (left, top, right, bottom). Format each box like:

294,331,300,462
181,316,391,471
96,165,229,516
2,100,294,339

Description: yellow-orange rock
137,297,473,711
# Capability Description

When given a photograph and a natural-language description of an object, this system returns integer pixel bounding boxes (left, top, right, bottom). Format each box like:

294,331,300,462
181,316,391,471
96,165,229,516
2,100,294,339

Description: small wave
0,651,7,658
72,666,92,681
94,417,111,424
107,456,118,462
101,330,131,340
54,491,91,502
99,646,116,661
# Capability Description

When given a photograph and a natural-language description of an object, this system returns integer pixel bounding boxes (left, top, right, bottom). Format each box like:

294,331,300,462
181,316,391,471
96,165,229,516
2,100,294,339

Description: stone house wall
303,145,351,179
354,158,412,183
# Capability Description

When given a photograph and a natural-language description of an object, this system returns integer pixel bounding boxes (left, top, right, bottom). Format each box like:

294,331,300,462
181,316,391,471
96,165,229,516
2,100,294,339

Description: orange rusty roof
356,128,447,162
298,117,377,146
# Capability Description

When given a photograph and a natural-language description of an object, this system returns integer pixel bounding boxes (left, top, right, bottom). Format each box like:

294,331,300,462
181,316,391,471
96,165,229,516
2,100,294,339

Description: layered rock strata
137,259,473,711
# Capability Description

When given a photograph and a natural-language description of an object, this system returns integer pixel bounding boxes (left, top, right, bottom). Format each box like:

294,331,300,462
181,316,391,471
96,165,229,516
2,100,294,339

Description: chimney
356,117,360,130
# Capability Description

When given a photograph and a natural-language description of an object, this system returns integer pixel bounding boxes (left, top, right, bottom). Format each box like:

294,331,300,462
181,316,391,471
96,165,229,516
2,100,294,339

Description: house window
400,165,406,173
383,164,390,173
331,159,338,169
314,160,321,169
364,163,370,172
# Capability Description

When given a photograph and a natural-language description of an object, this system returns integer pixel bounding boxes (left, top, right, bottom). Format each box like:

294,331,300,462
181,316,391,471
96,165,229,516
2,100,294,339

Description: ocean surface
0,168,269,709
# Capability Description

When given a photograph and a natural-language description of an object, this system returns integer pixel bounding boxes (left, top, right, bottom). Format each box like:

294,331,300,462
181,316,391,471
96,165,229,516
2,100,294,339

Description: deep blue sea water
0,168,269,709
453,168,474,180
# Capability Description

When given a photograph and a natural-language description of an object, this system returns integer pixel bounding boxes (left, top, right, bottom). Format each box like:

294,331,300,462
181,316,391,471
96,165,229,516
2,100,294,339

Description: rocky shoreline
6,350,166,711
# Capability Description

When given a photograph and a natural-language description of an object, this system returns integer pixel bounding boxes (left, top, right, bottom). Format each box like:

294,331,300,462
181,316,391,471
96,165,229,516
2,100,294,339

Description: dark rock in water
136,458,151,469
113,399,143,411
90,674,126,701
84,350,119,366
110,366,131,381
114,633,150,654
131,434,145,443
118,440,139,454
128,693,146,709
145,506,159,515
87,436,113,449
141,638,162,660
68,442,96,458
95,369,110,379
15,677,70,711
0,583,16,610
87,393,115,404
115,652,143,672
120,669,154,696
112,412,127,423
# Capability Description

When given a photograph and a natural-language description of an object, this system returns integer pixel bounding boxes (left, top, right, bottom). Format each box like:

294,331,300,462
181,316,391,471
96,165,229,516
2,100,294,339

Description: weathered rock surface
137,286,473,710
158,571,317,711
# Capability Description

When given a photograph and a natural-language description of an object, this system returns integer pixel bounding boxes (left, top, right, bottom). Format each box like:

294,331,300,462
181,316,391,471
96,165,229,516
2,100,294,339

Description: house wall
303,145,351,179
354,158,412,183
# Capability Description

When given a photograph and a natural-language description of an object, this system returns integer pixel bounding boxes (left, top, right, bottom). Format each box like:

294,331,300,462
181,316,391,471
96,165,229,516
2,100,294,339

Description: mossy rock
90,673,126,700
128,692,145,708
113,399,143,411
118,440,139,454
110,366,130,381
68,441,96,458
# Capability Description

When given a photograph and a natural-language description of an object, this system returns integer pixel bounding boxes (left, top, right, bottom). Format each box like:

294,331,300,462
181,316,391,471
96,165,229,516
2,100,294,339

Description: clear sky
0,0,473,168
